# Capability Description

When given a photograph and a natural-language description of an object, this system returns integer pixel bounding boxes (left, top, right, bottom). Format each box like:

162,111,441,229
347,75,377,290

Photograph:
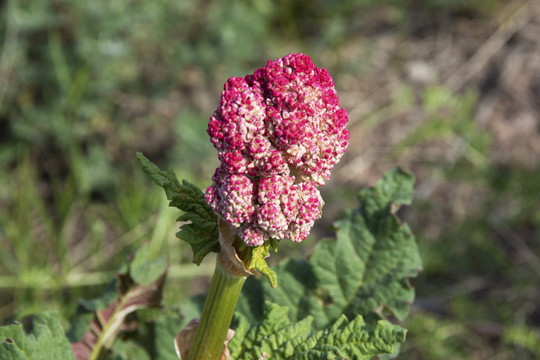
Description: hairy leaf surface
238,167,422,329
229,302,406,360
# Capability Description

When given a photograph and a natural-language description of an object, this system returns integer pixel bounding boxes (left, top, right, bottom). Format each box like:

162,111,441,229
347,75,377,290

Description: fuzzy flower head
205,53,349,246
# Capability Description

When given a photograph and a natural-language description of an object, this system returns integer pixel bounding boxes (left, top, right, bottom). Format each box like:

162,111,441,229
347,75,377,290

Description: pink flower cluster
205,53,349,246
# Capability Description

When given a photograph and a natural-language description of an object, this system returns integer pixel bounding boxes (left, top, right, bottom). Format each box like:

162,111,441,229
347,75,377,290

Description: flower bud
206,53,349,245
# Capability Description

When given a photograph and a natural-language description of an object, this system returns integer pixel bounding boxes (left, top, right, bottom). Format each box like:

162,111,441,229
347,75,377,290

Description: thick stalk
187,257,246,360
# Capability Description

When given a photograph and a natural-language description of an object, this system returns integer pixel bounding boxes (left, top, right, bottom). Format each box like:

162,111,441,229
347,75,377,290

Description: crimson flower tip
206,53,349,246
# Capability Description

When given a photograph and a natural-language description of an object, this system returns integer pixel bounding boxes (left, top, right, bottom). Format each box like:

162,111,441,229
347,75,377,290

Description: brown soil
333,0,540,186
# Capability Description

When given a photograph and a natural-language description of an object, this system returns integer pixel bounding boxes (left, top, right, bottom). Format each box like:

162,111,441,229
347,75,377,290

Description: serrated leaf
0,311,74,360
229,302,406,360
69,245,168,360
238,167,422,330
311,167,421,324
182,168,419,358
137,152,219,264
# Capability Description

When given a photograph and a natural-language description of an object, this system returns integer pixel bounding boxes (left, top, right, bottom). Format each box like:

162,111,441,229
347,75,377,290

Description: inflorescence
205,53,349,246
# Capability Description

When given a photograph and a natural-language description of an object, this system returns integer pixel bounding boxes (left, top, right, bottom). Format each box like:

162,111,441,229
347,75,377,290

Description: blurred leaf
108,342,151,360
393,86,490,166
74,280,119,314
503,325,540,356
68,245,168,360
0,311,74,360
151,314,184,360
177,294,206,329
130,243,168,286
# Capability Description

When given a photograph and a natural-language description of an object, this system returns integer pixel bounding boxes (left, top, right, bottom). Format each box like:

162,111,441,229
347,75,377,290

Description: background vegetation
1,0,539,358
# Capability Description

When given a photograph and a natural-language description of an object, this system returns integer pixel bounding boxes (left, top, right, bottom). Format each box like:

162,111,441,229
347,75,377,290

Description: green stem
88,292,130,360
187,257,246,360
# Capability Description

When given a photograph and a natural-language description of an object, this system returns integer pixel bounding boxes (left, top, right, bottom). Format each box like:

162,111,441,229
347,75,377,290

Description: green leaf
0,311,74,360
248,242,278,288
75,280,120,313
130,243,168,286
180,168,420,358
229,302,406,360
237,259,320,326
238,167,422,330
311,167,421,325
69,244,168,360
137,152,219,264
151,314,184,360
109,340,151,360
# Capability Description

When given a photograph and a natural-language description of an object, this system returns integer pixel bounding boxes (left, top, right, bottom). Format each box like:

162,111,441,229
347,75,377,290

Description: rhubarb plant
0,54,421,360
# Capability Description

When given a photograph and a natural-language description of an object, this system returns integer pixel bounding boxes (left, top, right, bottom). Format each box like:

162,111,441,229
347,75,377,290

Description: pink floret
205,53,349,245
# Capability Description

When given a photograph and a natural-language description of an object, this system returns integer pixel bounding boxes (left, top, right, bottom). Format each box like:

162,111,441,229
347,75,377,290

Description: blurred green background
1,0,539,358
